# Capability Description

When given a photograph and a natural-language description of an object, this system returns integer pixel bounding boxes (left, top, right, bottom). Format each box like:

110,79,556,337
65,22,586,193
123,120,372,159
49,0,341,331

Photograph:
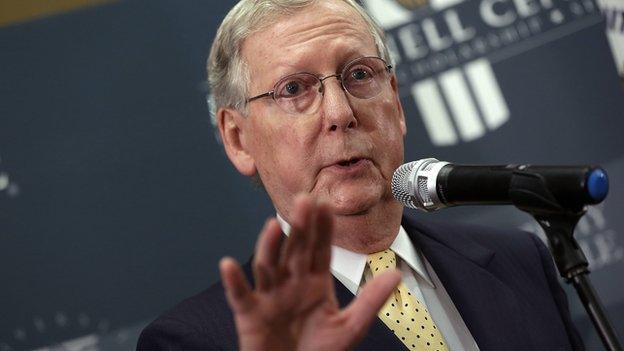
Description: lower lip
327,158,372,174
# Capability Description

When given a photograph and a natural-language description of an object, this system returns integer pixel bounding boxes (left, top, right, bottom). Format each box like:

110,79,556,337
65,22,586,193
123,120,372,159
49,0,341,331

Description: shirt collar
392,226,434,288
276,214,434,294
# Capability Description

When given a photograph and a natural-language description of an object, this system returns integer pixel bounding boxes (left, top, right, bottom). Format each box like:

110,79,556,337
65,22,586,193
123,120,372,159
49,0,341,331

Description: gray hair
206,0,392,132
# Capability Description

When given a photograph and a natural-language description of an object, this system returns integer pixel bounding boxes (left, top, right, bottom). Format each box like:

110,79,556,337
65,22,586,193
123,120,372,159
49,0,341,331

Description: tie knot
367,249,397,276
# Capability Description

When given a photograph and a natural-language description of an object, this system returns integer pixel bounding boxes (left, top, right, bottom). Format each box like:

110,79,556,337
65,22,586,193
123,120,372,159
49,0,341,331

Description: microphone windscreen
391,161,419,209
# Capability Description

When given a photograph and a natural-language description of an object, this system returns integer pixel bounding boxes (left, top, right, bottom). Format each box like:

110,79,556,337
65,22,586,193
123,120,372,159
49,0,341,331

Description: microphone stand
509,170,622,351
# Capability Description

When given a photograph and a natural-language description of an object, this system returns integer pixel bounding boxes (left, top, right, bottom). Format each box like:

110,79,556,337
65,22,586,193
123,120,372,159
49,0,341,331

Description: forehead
241,1,378,87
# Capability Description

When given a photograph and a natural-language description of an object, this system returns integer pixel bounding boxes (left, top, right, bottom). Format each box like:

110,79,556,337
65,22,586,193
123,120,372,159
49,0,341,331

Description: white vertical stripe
439,69,485,142
411,79,458,146
465,59,510,130
605,31,624,76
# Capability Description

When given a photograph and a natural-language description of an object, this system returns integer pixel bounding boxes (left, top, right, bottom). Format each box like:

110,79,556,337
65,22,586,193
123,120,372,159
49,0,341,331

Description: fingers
280,194,315,273
282,194,313,255
343,270,401,336
252,218,283,291
220,257,254,314
311,201,333,273
280,194,334,275
249,193,335,295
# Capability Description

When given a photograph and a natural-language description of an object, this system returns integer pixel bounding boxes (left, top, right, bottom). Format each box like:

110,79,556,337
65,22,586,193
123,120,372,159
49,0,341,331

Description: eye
346,65,376,85
351,68,371,80
284,81,300,95
275,74,318,99
342,58,387,99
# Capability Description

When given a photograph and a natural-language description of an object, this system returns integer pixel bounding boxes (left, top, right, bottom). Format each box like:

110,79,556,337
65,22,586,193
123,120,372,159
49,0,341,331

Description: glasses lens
342,57,389,99
274,73,321,114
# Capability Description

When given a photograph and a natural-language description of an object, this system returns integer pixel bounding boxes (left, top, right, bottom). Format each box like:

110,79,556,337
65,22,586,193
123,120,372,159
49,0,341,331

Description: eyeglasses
246,56,392,115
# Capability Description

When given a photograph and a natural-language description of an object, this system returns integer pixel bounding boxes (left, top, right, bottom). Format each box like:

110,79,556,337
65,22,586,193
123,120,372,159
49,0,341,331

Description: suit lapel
333,277,408,350
402,217,529,351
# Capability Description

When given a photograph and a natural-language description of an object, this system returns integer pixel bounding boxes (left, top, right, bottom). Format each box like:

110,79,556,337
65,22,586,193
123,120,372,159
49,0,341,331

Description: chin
324,184,385,216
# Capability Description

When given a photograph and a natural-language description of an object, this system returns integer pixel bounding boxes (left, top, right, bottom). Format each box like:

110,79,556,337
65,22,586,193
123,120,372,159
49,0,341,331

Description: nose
320,76,358,132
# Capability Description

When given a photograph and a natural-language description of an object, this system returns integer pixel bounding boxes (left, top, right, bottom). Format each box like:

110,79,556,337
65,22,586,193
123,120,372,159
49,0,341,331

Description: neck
275,197,404,254
331,200,403,254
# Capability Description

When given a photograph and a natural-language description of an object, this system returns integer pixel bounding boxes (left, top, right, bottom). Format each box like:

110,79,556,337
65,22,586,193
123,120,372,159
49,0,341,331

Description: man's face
226,0,406,221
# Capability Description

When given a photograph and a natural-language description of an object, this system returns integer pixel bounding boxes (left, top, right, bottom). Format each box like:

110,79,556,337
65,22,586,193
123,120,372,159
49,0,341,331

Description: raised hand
219,194,401,351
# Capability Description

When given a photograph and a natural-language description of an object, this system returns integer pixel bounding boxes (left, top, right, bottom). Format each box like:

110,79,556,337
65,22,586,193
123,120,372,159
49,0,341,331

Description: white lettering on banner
0,154,19,199
520,205,624,271
362,0,601,146
1,313,113,351
579,230,624,269
398,24,429,60
422,18,455,50
512,0,543,18
481,0,518,27
446,10,477,41
31,335,99,351
598,0,624,76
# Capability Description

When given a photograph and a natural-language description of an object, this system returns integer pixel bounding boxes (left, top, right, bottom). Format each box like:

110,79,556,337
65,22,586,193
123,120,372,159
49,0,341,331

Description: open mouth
337,158,363,167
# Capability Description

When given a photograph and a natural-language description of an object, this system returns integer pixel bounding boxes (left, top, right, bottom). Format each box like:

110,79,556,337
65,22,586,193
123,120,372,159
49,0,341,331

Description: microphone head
392,158,449,211
391,161,421,209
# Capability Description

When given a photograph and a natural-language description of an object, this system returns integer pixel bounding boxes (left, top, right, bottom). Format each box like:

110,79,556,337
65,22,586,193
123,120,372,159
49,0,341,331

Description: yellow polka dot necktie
367,249,449,351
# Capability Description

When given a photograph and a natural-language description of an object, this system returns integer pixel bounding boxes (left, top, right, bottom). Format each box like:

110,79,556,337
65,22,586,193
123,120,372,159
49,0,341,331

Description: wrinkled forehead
241,1,378,88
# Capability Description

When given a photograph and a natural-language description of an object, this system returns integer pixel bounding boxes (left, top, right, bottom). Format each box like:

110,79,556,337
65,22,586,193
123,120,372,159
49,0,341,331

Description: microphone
391,158,609,212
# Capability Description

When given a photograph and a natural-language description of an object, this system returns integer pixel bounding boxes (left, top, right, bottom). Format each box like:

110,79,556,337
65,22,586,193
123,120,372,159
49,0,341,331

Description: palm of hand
236,274,345,351
220,195,400,351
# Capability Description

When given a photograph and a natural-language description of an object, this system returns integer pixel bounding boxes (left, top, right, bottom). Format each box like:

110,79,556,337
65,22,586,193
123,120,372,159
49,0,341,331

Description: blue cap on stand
587,169,609,203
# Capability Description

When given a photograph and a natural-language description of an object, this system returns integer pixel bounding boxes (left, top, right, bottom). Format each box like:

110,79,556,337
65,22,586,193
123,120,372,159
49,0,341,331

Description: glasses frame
245,56,393,113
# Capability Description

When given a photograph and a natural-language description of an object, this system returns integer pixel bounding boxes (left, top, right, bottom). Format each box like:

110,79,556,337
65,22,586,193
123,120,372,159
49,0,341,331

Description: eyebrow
270,51,376,81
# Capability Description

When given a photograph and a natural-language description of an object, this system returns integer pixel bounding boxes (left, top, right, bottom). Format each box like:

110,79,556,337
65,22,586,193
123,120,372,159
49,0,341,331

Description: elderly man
137,0,585,350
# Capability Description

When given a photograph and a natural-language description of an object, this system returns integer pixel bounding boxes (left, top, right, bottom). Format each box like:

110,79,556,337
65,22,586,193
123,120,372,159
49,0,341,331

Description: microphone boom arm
509,169,622,351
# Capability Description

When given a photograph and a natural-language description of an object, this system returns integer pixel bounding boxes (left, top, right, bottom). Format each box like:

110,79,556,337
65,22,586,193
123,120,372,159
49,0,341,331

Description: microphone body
392,158,609,212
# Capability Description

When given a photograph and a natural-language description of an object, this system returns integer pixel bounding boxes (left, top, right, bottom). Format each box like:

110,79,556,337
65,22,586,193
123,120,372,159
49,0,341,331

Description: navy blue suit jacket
137,216,585,350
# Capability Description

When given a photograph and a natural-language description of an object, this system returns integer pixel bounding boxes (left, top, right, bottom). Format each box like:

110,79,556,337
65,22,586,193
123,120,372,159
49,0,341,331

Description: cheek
370,98,404,139
368,98,406,166
250,119,318,184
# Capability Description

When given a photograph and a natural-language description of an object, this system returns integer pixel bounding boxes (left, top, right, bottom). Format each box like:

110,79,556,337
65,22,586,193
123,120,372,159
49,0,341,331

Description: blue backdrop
1,0,622,350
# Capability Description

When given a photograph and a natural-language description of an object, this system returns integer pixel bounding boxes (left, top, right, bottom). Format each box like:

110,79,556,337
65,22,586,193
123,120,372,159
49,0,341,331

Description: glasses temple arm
247,91,274,103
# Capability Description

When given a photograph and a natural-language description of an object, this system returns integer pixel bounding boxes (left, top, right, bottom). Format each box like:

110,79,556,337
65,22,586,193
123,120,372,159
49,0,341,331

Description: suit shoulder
137,279,238,350
402,213,540,253
165,280,232,330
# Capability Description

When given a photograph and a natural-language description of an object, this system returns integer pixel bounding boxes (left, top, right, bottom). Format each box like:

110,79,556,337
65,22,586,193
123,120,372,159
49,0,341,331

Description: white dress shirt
276,215,480,351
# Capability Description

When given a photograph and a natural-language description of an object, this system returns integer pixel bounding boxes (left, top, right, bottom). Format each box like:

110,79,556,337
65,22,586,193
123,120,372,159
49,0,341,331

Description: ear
390,74,407,136
217,107,257,176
